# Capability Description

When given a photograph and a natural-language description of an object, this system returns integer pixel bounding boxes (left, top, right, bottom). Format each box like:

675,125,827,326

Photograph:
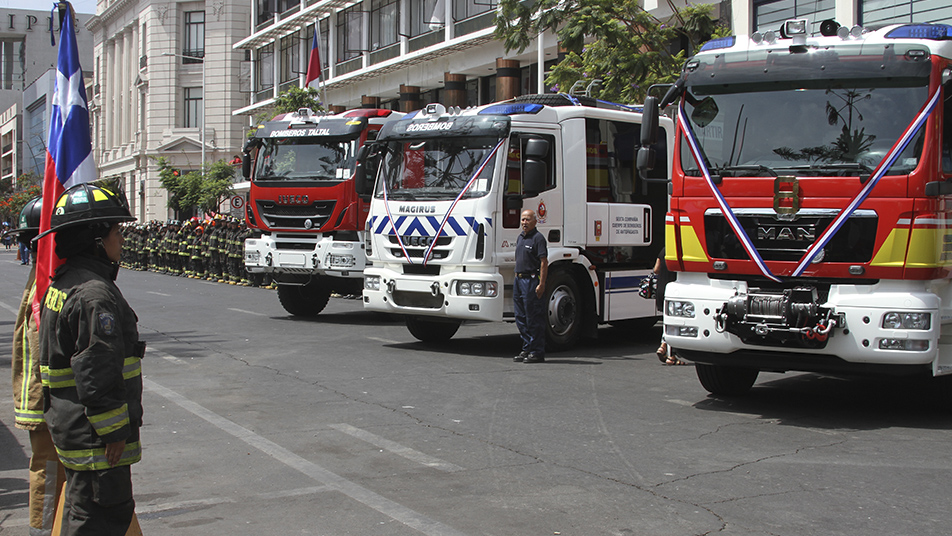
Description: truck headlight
456,280,497,297
665,300,695,318
878,338,929,351
882,312,930,330
665,325,698,338
365,276,380,291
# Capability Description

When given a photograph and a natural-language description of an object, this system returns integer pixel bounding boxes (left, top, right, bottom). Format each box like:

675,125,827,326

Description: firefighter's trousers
61,466,135,536
29,429,65,536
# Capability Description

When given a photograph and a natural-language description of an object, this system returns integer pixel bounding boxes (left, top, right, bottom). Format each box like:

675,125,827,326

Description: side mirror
637,147,656,178
524,138,549,158
242,154,251,179
354,145,375,197
523,160,546,196
640,96,659,146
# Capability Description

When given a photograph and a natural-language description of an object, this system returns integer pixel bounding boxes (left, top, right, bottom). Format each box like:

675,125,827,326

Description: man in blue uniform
513,209,548,363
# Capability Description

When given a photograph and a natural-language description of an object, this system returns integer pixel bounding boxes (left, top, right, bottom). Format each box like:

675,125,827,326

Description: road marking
228,307,267,316
0,299,19,316
146,291,170,297
367,336,400,344
136,485,332,520
330,423,464,473
144,378,467,536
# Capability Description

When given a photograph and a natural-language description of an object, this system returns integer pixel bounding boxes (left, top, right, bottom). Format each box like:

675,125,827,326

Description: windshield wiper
712,164,779,182
786,163,873,182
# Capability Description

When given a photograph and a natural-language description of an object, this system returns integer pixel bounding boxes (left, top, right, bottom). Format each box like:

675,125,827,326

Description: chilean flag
305,27,321,89
33,1,96,322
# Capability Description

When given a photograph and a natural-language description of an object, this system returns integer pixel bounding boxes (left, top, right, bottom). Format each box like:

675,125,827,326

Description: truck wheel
406,316,462,342
277,280,331,316
695,363,759,396
544,270,581,351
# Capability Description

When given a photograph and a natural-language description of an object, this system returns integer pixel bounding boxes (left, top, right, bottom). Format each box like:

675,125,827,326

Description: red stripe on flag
305,30,321,88
32,152,66,325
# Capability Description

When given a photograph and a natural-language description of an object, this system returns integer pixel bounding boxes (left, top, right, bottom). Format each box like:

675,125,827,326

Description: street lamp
163,52,205,171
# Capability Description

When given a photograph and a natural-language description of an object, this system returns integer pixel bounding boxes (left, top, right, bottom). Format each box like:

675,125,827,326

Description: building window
183,11,205,62
279,35,299,84
257,44,274,91
370,0,399,51
256,0,274,28
453,0,493,22
753,0,834,34
25,100,46,176
860,0,952,27
337,5,365,63
0,39,24,90
184,87,202,128
409,0,442,37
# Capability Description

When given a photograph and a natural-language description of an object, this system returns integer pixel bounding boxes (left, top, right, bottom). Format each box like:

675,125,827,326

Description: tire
405,316,462,342
544,270,582,351
277,280,331,316
695,363,759,396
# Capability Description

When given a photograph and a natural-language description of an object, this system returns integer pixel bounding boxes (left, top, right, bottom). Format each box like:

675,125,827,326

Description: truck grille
256,200,336,230
704,209,878,262
387,236,453,260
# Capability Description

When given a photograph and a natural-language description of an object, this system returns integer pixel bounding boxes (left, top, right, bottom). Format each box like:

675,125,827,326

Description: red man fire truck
639,20,952,395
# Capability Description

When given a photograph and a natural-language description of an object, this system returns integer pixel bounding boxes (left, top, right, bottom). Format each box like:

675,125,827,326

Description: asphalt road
2,248,951,535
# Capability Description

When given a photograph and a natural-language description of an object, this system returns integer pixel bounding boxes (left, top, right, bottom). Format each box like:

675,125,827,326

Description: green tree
153,156,235,215
494,0,727,103
250,86,324,136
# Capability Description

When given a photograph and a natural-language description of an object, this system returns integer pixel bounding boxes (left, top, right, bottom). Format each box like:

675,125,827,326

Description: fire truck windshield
680,48,931,178
373,136,500,200
254,137,359,183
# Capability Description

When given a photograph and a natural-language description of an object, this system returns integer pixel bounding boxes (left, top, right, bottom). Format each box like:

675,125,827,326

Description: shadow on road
693,373,952,431
376,322,662,363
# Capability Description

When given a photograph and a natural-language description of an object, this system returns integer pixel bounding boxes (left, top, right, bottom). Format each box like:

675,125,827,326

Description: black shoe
514,351,529,362
523,353,545,364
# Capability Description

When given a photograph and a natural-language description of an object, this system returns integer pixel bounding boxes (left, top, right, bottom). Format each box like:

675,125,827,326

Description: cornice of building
86,0,138,35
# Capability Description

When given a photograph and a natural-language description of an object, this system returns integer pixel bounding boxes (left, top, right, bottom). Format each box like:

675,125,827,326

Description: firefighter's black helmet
12,196,42,233
36,182,135,240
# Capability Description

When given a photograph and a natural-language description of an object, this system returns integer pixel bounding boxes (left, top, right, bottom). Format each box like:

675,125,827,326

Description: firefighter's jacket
39,255,145,471
12,265,44,431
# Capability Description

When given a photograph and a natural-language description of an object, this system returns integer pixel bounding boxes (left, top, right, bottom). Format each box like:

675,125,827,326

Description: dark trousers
513,275,546,356
62,466,135,536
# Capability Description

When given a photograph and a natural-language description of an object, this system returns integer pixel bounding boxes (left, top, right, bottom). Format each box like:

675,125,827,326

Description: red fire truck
242,108,402,315
639,20,952,395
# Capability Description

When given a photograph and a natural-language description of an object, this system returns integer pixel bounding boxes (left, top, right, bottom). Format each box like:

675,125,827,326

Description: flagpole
315,23,328,110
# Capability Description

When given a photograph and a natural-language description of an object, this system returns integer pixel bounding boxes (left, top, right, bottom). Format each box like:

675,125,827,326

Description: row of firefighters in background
119,216,267,287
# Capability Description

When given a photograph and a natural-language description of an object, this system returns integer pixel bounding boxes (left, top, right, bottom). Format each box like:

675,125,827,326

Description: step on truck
638,20,952,395
242,108,403,316
356,94,673,349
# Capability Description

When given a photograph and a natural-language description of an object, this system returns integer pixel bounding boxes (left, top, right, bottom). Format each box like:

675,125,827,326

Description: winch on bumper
663,273,939,372
362,266,504,321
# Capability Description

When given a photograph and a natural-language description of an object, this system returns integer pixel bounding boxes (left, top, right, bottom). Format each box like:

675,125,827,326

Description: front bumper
664,272,944,374
244,234,366,278
362,265,504,321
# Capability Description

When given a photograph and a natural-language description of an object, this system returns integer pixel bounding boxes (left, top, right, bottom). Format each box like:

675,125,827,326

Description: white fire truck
242,108,402,316
356,94,673,349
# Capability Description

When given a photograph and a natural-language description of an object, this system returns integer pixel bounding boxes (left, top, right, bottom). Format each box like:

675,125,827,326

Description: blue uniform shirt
515,228,547,273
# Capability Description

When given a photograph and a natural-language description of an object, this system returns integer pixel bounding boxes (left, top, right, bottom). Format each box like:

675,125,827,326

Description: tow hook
430,281,441,297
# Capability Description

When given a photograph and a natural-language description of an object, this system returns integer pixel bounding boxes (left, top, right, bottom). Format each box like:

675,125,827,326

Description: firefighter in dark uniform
513,209,548,363
37,182,145,536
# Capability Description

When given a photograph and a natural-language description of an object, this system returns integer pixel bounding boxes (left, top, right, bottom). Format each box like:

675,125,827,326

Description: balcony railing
182,49,205,63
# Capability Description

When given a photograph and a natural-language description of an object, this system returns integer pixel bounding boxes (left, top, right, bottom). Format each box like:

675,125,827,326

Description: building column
399,84,420,113
495,59,520,101
361,95,380,109
443,73,466,108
